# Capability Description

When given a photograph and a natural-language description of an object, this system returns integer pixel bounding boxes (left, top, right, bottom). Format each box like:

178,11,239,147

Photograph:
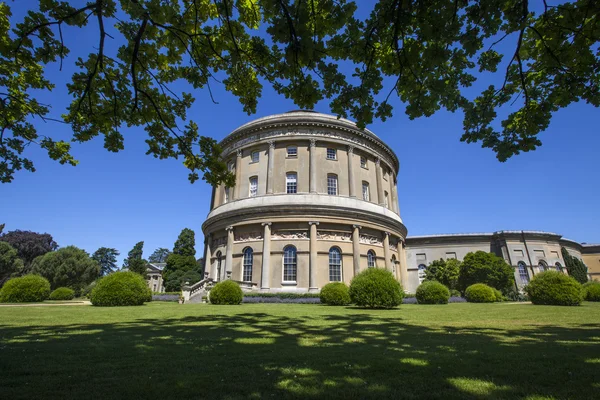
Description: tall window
555,262,563,273
250,151,259,163
329,247,342,281
224,187,230,203
327,174,338,195
384,191,389,208
518,262,529,284
326,148,337,160
360,156,367,168
243,247,253,281
287,146,297,157
418,264,427,284
538,260,548,272
216,251,222,281
362,181,370,201
249,176,258,197
367,250,376,268
286,172,297,194
283,245,297,282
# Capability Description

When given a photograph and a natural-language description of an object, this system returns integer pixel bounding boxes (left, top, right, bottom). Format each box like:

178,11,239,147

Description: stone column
260,222,272,290
266,141,275,194
204,234,212,278
383,231,391,270
352,225,361,276
376,158,385,206
233,149,242,200
399,240,409,286
347,145,356,197
309,139,317,193
309,221,319,292
391,175,399,214
225,226,234,279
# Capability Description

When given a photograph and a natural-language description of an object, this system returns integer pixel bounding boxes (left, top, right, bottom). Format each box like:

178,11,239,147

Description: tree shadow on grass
0,307,599,399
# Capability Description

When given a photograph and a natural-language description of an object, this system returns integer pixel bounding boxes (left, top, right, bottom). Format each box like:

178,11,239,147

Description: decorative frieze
213,236,227,248
318,231,352,242
272,231,309,240
359,234,383,246
234,232,263,242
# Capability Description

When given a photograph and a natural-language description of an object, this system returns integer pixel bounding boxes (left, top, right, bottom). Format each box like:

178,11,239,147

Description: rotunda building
202,111,408,292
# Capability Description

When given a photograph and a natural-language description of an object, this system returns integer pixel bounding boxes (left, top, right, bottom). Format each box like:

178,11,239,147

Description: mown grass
1,302,599,399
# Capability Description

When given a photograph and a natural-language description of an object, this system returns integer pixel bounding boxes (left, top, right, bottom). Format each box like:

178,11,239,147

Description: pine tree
561,247,588,284
123,241,144,269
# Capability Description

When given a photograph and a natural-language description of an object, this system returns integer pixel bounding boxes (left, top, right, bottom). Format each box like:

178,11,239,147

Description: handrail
182,278,213,302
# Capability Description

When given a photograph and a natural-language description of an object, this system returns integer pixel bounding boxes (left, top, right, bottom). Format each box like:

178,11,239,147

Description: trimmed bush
492,288,504,302
465,283,496,303
416,281,450,304
583,281,600,302
0,275,51,303
525,271,583,306
90,271,152,307
320,282,351,306
49,287,75,300
349,268,403,309
450,289,461,298
209,280,243,305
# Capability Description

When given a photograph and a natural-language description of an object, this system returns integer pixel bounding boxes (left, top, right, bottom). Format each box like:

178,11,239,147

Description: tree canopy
0,241,23,287
458,251,515,292
1,0,598,184
91,247,120,276
123,241,144,268
561,247,588,284
148,247,171,263
173,228,195,257
424,258,461,290
0,229,58,268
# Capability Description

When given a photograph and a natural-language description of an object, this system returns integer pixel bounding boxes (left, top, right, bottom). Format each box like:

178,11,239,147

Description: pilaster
261,222,272,290
225,226,234,279
309,221,319,291
309,139,317,194
352,225,361,276
266,141,275,194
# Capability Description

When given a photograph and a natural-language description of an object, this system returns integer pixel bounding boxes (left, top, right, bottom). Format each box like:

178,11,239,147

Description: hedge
525,271,583,306
49,287,75,300
320,282,351,306
90,271,152,306
465,283,496,303
349,268,403,308
209,280,243,305
415,281,450,304
583,281,600,302
0,275,51,303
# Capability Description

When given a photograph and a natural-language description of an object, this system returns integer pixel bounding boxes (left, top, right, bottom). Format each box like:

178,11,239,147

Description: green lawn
1,302,599,399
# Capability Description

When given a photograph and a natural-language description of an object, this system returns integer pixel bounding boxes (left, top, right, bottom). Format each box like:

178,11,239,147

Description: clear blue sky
2,3,599,266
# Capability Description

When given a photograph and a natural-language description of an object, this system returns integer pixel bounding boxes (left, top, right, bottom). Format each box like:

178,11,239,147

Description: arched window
243,248,253,282
367,250,376,268
283,245,297,282
418,264,427,284
329,247,342,281
215,251,222,281
555,262,563,273
538,260,548,272
517,262,529,284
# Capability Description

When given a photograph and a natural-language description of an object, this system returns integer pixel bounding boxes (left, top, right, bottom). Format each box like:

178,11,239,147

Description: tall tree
458,251,515,293
424,258,461,291
91,247,120,276
0,230,58,269
561,247,588,284
163,228,197,286
128,258,148,278
31,246,100,295
123,241,144,269
0,241,24,287
173,229,196,257
148,248,171,263
1,1,598,183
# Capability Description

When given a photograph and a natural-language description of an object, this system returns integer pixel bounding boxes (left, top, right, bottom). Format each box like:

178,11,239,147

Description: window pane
283,246,297,281
518,263,529,284
243,248,253,281
287,146,297,157
327,175,338,195
367,251,376,268
360,156,367,168
329,248,342,281
249,177,258,197
418,264,426,284
251,151,259,163
362,182,369,201
224,187,230,203
326,148,337,160
286,173,297,194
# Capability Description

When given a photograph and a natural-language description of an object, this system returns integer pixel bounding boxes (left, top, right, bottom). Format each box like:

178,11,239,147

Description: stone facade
202,111,407,291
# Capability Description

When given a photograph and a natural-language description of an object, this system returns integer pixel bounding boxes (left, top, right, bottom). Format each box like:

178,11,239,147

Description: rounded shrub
525,271,583,306
209,280,243,305
465,283,496,303
449,289,461,298
415,281,450,304
349,268,403,308
90,271,152,307
583,281,600,302
492,288,504,302
0,275,51,303
320,282,351,306
49,287,75,300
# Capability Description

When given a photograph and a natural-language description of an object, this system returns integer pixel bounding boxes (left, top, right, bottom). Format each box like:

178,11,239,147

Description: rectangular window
360,156,367,169
287,146,297,157
224,187,230,203
286,173,297,194
446,252,457,259
327,175,338,195
362,182,370,201
513,249,524,257
249,176,258,197
326,148,337,160
416,253,426,261
250,151,259,163
384,191,389,208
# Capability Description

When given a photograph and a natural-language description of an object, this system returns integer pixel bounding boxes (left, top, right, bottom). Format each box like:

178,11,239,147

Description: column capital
382,231,390,237
236,149,242,157
308,221,320,226
226,226,234,231
261,222,272,227
347,145,355,154
268,140,275,149
309,138,317,148
352,224,362,230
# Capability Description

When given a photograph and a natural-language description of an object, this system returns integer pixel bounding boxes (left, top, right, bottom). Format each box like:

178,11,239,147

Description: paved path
0,301,91,307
